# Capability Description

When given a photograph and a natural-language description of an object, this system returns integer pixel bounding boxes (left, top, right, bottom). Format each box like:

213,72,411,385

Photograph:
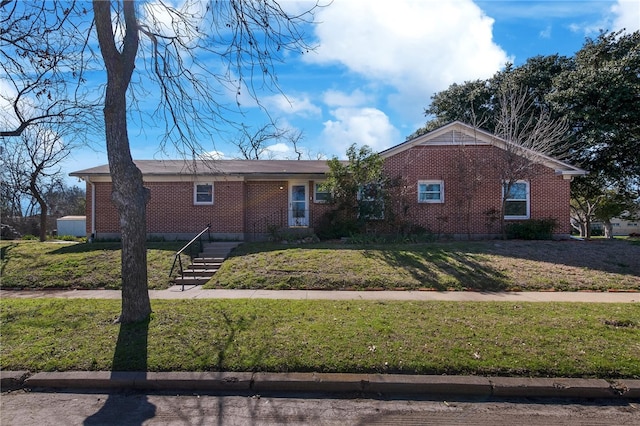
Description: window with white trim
194,183,213,205
314,182,330,203
418,180,444,203
503,180,529,219
358,183,384,220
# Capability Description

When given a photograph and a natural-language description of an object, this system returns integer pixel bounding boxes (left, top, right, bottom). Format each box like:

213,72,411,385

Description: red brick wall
245,181,289,234
85,146,572,238
90,182,120,233
88,180,245,235
145,181,244,233
383,145,572,236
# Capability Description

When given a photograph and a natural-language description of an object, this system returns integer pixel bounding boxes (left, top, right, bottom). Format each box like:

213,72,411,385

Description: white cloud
199,150,226,160
569,0,640,35
141,0,207,43
0,79,19,129
611,0,640,32
263,142,292,158
263,93,322,117
322,89,373,108
539,25,552,39
307,0,510,118
321,107,401,156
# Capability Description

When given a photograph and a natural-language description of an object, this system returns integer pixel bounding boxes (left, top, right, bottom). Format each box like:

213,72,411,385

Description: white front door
289,182,309,227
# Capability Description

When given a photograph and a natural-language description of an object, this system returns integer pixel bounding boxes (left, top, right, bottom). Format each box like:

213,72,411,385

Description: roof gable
380,121,587,178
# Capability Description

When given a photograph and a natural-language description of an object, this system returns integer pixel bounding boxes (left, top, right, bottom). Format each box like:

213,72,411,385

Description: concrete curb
2,371,639,399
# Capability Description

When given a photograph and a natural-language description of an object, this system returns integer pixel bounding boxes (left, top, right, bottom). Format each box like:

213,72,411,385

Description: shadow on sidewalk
84,318,156,425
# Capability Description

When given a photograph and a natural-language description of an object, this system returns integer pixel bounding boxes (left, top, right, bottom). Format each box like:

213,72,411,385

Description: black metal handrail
169,224,211,283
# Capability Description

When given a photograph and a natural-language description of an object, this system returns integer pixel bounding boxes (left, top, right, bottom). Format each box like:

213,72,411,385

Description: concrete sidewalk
2,370,639,399
1,287,638,302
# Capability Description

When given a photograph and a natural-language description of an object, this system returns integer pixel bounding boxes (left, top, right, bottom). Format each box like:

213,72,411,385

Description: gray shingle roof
70,159,333,178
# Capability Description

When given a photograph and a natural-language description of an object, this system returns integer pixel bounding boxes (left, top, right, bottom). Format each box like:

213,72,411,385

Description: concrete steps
174,242,241,286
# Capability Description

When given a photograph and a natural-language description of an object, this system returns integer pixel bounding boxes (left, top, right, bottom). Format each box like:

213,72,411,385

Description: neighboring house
70,122,586,240
592,217,640,236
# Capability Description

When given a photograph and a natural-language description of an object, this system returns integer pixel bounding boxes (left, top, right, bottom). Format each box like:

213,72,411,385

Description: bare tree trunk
94,0,151,324
603,219,613,239
105,98,151,324
38,204,48,242
29,174,48,242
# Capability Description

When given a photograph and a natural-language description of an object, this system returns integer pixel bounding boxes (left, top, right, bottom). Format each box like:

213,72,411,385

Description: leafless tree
3,0,321,323
289,129,305,160
91,0,320,323
0,0,98,138
0,144,25,219
446,109,491,239
448,145,487,239
492,84,570,237
571,196,597,238
232,123,292,160
1,125,72,241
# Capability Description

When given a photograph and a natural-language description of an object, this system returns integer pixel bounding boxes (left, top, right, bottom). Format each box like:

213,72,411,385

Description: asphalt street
2,390,639,426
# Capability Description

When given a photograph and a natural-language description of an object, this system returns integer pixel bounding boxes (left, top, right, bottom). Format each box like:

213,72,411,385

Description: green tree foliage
551,31,640,237
318,144,388,238
548,30,640,193
416,31,640,237
593,189,639,239
409,79,494,137
410,54,573,140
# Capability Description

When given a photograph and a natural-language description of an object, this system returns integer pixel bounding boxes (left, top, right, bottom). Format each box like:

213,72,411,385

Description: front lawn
0,241,189,290
2,239,638,292
1,298,638,378
209,239,640,292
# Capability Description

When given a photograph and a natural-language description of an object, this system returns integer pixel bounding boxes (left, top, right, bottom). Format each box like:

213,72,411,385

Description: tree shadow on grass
84,318,156,425
368,248,511,291
483,239,640,278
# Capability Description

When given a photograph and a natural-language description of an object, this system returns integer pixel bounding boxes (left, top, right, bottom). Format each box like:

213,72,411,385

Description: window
358,183,384,220
314,182,330,203
418,180,444,203
194,183,213,205
503,181,529,219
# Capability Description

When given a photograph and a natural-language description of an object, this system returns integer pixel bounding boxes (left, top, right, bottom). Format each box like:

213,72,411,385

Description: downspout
85,176,96,241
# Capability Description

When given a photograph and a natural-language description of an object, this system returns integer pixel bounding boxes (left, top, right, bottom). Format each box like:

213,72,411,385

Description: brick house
71,122,586,240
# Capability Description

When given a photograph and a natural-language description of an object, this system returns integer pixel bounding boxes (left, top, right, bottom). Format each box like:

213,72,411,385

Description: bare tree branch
0,1,99,138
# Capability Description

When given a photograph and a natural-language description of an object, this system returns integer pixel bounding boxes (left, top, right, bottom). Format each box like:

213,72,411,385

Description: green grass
1,298,638,378
2,239,639,292
0,241,189,290
208,240,640,291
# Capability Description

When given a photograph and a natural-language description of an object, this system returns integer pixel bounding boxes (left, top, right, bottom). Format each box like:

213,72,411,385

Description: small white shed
56,216,87,237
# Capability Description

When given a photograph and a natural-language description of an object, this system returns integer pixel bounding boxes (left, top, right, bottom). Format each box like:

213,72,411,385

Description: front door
289,182,309,227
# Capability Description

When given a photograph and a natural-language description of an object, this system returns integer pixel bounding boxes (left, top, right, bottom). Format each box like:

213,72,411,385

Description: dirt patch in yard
480,239,640,291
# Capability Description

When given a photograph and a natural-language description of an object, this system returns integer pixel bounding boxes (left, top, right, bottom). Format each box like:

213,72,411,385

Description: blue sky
53,0,639,183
